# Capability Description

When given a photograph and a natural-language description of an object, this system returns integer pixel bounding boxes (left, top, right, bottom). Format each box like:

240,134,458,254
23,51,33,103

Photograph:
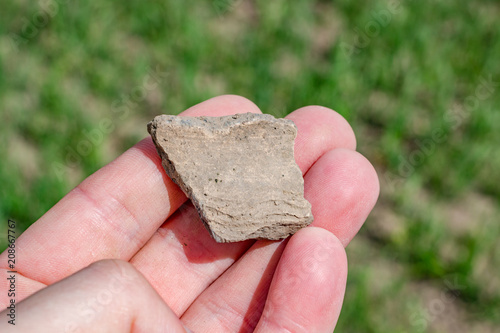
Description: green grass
1,0,499,331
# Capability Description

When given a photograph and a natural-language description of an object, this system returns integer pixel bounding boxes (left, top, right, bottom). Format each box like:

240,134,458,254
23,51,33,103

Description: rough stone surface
147,113,313,243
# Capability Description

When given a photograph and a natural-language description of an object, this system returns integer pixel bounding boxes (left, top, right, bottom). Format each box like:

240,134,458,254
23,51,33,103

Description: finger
0,95,261,286
180,238,287,332
0,260,188,333
287,105,356,173
305,148,380,246
180,148,378,332
254,227,347,332
130,202,254,315
0,270,46,309
130,106,356,315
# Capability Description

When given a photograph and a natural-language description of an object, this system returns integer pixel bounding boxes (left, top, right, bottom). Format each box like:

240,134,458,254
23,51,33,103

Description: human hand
0,95,379,332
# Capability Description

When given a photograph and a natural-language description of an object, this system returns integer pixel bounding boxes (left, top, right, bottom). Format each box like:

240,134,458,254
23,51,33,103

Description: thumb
255,227,348,332
0,259,189,333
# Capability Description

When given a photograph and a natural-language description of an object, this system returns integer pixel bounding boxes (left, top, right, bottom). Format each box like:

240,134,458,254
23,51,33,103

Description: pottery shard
147,113,313,243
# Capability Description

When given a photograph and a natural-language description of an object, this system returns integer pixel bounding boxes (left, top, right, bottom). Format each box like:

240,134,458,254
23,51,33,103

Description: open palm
0,95,379,332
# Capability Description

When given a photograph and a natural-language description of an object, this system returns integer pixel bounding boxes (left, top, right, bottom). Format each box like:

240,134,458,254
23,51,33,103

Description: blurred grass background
1,0,499,331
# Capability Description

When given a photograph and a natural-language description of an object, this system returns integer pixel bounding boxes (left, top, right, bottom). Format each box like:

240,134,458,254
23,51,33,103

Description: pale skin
0,95,379,332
